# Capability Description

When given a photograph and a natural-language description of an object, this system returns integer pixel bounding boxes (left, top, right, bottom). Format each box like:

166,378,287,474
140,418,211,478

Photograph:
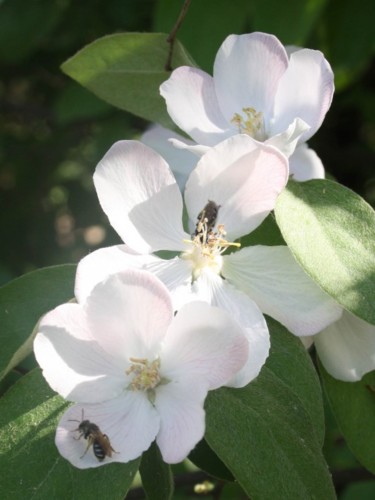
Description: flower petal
193,269,270,388
222,245,342,336
184,135,288,239
160,66,231,145
34,304,125,403
272,48,334,143
94,140,188,253
265,117,310,158
154,377,207,464
161,301,248,390
214,33,288,126
75,245,160,303
85,269,174,362
289,143,325,181
56,393,160,468
141,125,198,191
315,311,375,381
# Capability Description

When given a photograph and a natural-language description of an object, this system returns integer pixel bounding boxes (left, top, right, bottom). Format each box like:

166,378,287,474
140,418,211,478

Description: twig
164,0,192,71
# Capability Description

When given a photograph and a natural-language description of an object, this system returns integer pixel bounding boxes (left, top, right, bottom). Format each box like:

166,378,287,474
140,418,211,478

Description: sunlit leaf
61,33,197,127
0,265,76,381
275,179,375,326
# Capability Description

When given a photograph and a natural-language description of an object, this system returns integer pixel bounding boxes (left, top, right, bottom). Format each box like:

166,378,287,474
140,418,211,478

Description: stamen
126,357,161,391
231,107,265,140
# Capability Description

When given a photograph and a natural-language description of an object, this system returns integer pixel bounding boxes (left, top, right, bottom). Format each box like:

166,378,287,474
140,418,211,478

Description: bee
194,200,221,242
69,410,116,461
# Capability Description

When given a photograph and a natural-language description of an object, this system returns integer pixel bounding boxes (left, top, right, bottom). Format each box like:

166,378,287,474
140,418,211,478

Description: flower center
126,357,161,390
231,107,266,141
182,200,240,280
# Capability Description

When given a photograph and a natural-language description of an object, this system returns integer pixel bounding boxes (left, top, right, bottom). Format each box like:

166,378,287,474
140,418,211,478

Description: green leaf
0,369,140,499
188,438,234,482
0,0,69,64
154,0,248,72
61,33,196,128
320,363,375,474
0,264,76,381
275,179,375,326
140,441,174,500
205,318,334,499
251,0,327,45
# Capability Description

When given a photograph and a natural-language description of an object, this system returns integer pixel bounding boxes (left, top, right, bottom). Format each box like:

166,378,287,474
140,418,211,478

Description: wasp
194,200,221,242
69,410,117,461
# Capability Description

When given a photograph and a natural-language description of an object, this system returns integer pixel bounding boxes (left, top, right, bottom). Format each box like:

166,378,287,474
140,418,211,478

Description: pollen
126,357,161,391
231,107,265,141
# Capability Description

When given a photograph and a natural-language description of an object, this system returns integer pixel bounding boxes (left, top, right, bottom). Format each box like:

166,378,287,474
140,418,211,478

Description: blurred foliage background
0,0,374,284
0,0,374,497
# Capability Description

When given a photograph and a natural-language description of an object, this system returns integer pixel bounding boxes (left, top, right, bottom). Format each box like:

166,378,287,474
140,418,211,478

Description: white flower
34,269,248,468
159,32,333,182
75,137,342,390
312,310,375,381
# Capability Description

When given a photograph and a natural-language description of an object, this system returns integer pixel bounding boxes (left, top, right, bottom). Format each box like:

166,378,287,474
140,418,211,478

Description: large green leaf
251,0,327,45
140,441,174,500
0,265,76,381
205,318,334,499
275,179,375,326
320,364,375,474
61,32,196,128
0,369,140,499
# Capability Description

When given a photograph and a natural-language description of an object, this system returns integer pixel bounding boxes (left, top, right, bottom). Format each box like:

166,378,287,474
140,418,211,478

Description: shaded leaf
140,441,174,500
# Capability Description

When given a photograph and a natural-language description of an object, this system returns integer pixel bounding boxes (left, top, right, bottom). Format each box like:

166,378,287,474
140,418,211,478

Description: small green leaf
205,318,334,499
251,0,327,45
61,33,196,128
188,438,234,482
0,265,76,381
275,179,375,326
0,369,140,499
140,441,174,500
320,364,375,474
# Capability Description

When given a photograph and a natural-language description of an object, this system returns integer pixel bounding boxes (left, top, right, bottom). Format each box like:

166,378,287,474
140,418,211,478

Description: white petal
222,246,342,336
315,311,375,381
75,245,160,303
141,125,198,191
193,269,270,388
160,66,231,145
272,49,334,142
289,143,325,181
94,140,188,253
161,301,248,390
185,135,288,239
34,304,124,403
300,335,314,350
56,393,160,468
154,377,207,463
85,269,173,362
214,33,288,126
266,118,310,158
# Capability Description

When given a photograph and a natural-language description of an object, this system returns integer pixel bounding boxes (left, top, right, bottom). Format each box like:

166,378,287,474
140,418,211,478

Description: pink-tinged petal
161,301,248,390
272,49,334,142
193,269,270,388
85,269,173,362
94,140,188,253
34,304,124,402
141,125,198,191
214,33,288,126
289,144,325,181
222,246,342,336
56,392,160,468
154,377,207,464
75,245,161,303
185,135,288,239
315,311,375,382
265,118,310,158
160,66,231,146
